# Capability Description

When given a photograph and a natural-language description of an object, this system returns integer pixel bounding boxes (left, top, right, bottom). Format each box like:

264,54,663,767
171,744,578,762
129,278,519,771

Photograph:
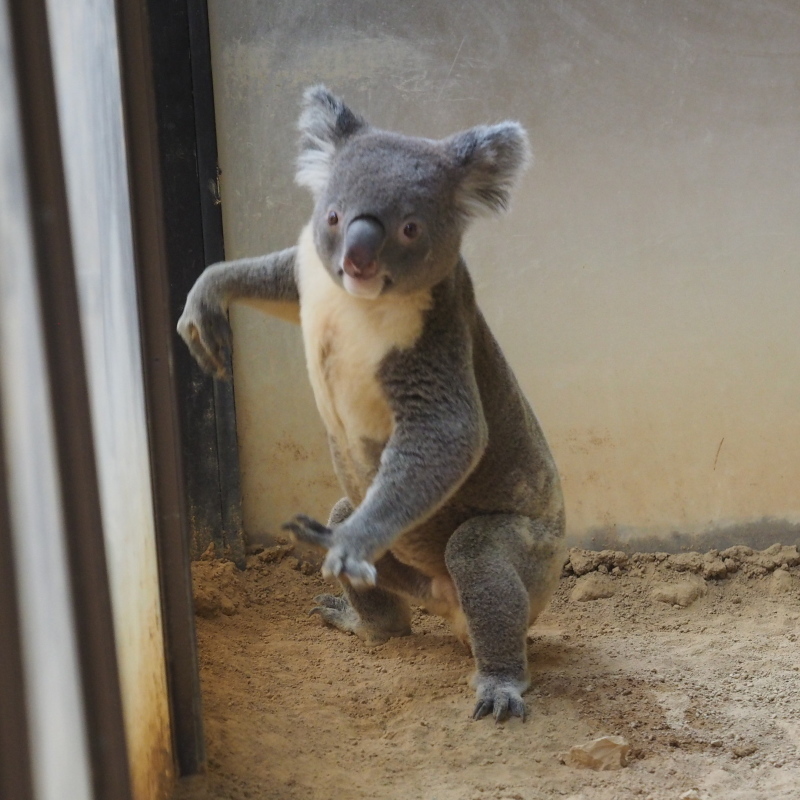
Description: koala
177,86,565,722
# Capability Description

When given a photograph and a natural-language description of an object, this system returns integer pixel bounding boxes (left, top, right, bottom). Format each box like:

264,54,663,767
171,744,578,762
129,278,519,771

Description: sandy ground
174,543,800,800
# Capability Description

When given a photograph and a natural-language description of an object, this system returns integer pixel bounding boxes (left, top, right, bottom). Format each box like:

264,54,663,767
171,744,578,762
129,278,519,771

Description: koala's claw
282,514,333,547
472,686,527,723
472,699,494,721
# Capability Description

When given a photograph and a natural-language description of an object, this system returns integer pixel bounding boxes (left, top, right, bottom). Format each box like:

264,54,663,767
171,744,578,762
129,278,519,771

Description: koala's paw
472,677,527,723
309,594,361,632
283,514,377,587
176,299,232,380
309,594,393,646
321,545,377,588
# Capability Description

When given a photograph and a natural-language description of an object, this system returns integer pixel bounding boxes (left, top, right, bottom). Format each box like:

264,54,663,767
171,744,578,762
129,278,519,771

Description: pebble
562,736,630,770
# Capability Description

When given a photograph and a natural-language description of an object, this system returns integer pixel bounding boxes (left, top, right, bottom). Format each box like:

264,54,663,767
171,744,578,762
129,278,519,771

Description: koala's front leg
286,390,487,587
283,513,379,587
177,246,298,379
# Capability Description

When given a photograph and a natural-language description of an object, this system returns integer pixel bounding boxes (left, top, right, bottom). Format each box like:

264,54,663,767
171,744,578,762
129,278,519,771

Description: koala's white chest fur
296,225,430,481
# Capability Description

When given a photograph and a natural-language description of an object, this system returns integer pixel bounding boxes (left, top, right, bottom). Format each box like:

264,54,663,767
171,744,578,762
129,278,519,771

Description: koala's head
295,86,531,299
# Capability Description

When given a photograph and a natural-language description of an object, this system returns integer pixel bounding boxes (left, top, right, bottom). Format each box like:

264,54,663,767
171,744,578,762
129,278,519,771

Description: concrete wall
208,0,800,550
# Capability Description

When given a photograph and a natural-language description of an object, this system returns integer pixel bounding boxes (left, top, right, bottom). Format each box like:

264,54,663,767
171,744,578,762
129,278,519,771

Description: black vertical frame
119,0,245,774
146,0,245,568
115,0,207,777
7,0,134,796
187,0,246,570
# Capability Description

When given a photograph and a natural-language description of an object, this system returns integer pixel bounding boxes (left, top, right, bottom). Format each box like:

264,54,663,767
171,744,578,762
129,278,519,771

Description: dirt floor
175,542,800,800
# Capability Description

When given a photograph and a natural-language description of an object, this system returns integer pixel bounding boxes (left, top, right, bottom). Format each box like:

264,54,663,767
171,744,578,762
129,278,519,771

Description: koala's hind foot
310,585,411,647
472,675,528,722
445,513,565,723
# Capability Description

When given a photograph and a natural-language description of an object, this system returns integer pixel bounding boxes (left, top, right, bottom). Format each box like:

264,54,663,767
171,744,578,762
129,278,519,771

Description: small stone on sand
563,735,630,770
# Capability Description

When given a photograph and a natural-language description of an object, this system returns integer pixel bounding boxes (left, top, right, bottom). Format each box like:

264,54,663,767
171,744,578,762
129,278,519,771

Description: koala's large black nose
343,216,384,280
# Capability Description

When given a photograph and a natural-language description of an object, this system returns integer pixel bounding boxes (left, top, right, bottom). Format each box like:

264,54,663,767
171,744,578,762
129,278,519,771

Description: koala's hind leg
310,497,414,646
445,513,565,723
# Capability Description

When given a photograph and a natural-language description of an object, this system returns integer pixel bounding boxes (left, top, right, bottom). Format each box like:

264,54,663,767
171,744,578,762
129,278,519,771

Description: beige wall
208,0,800,549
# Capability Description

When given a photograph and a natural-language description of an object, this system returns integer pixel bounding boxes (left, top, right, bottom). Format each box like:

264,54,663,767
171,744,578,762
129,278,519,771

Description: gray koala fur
177,86,565,722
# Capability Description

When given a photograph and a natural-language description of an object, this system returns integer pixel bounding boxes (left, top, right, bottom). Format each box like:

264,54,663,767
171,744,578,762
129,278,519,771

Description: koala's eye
327,210,339,227
401,221,419,241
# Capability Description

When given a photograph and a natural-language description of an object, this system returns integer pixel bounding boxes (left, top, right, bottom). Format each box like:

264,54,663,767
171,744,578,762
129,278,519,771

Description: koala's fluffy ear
446,122,532,218
296,85,369,195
